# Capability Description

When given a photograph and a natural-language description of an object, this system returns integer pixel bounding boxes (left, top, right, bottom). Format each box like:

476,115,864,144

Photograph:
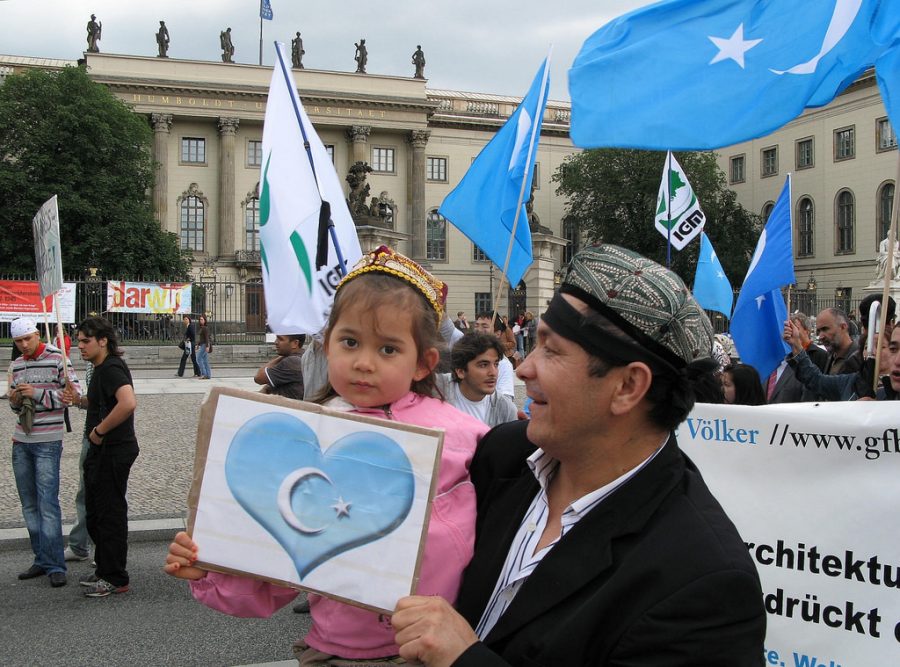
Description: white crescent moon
771,0,862,75
277,467,334,535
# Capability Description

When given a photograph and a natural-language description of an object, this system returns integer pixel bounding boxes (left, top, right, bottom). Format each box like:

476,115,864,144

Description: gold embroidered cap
337,245,448,320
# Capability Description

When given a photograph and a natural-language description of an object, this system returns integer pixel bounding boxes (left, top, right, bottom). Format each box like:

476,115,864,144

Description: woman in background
196,315,212,380
721,363,766,405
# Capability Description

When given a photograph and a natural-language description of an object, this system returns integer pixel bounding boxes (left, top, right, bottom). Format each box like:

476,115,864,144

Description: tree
0,66,189,278
553,149,762,285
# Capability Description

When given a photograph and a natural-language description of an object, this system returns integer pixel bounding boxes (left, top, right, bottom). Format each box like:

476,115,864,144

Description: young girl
165,246,488,665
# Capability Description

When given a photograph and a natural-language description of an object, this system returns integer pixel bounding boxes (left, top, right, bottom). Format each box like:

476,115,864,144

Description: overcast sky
1,0,655,100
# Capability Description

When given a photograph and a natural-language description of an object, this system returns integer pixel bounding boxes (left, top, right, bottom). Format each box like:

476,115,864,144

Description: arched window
797,198,814,257
245,197,260,252
761,202,775,223
878,182,894,246
835,190,855,254
426,209,447,261
180,196,205,251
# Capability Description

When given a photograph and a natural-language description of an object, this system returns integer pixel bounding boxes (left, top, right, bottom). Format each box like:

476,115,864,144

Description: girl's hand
164,531,207,580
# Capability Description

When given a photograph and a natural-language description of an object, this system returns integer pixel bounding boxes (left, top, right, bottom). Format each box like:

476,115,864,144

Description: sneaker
64,547,89,562
79,572,99,587
83,578,129,597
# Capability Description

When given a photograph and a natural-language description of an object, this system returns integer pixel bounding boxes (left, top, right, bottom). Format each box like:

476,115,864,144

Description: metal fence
705,290,861,334
0,275,269,345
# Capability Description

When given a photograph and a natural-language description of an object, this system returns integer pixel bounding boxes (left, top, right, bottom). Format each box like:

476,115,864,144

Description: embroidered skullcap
10,317,38,339
560,244,713,367
338,245,448,321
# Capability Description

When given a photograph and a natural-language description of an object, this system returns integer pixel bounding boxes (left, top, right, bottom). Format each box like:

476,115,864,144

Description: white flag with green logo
260,43,362,334
654,151,706,251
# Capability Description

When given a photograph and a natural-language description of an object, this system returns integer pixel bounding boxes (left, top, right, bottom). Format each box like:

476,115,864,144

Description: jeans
12,441,66,574
85,442,139,587
67,436,92,557
515,332,525,356
196,344,211,378
177,347,200,377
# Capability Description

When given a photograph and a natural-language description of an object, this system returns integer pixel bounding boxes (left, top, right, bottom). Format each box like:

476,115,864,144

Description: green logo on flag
259,151,314,295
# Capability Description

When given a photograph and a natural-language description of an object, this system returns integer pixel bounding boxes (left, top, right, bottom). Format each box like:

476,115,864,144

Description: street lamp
84,267,102,317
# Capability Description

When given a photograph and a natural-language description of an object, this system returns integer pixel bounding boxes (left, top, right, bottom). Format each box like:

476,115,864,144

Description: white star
708,24,763,69
331,497,352,519
716,270,726,279
755,295,766,309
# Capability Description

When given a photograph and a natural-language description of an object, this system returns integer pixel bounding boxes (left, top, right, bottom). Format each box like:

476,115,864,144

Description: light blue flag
260,0,273,20
439,58,550,286
692,232,733,318
730,175,795,379
569,0,900,150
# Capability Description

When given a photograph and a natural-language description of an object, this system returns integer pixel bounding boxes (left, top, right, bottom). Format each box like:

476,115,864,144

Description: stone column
347,125,371,165
150,113,173,229
408,130,430,260
217,117,240,258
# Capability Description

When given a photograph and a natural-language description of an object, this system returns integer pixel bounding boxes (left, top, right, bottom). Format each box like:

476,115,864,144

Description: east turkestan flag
655,151,706,250
259,43,361,335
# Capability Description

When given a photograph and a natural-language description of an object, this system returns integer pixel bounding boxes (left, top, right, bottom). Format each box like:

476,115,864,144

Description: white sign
31,195,64,299
679,402,900,666
189,388,443,614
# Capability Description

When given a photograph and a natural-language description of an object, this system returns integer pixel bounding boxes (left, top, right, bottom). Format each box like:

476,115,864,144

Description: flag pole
873,154,899,389
784,173,792,314
666,150,673,269
258,2,264,66
494,47,552,323
273,42,349,276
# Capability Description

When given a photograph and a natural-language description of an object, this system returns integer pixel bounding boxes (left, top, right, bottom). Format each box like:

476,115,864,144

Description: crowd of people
11,242,900,665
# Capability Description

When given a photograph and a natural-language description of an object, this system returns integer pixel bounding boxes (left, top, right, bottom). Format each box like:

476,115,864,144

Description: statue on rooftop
220,27,235,63
412,45,426,79
291,32,305,69
354,39,367,74
86,14,102,53
156,21,170,58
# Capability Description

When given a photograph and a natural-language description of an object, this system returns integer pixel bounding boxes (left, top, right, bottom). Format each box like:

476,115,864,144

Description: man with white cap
393,245,765,666
9,316,79,588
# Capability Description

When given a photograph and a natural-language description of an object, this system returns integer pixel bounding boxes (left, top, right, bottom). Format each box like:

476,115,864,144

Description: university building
716,69,897,315
1,51,578,330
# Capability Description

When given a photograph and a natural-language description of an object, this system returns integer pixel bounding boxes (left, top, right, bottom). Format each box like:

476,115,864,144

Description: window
878,182,895,244
247,140,263,167
245,198,260,251
796,138,814,169
730,155,745,184
426,209,447,261
474,292,492,316
324,144,335,163
427,157,447,182
834,127,855,161
181,137,206,164
797,198,814,257
761,147,778,177
532,162,541,190
835,190,855,253
877,118,897,152
563,218,580,265
473,244,489,262
180,196,204,251
761,202,775,223
372,147,395,173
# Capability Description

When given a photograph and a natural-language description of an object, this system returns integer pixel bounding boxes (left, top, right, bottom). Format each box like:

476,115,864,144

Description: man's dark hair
450,333,504,383
859,293,896,325
77,316,122,357
283,334,306,345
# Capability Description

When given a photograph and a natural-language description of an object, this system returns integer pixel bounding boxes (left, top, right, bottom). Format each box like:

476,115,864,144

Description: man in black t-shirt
64,317,139,598
254,334,306,400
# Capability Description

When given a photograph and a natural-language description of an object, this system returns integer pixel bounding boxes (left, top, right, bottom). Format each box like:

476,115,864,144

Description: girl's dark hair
314,273,444,403
77,316,122,357
724,364,766,406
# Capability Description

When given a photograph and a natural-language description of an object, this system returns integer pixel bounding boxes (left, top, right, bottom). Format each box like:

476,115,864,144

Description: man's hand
392,595,479,667
61,385,80,406
163,531,208,581
782,320,803,354
10,383,34,405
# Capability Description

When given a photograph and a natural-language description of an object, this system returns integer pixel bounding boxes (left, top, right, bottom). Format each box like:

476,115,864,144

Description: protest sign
0,281,76,323
31,195,64,300
106,281,192,314
679,402,900,665
188,388,443,614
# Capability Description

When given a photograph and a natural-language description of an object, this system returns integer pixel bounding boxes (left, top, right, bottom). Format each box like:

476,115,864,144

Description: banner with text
0,281,76,323
31,195,64,299
106,281,192,314
678,402,900,666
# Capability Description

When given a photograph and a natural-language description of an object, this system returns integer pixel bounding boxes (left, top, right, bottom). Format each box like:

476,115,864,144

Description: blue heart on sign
224,412,414,579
